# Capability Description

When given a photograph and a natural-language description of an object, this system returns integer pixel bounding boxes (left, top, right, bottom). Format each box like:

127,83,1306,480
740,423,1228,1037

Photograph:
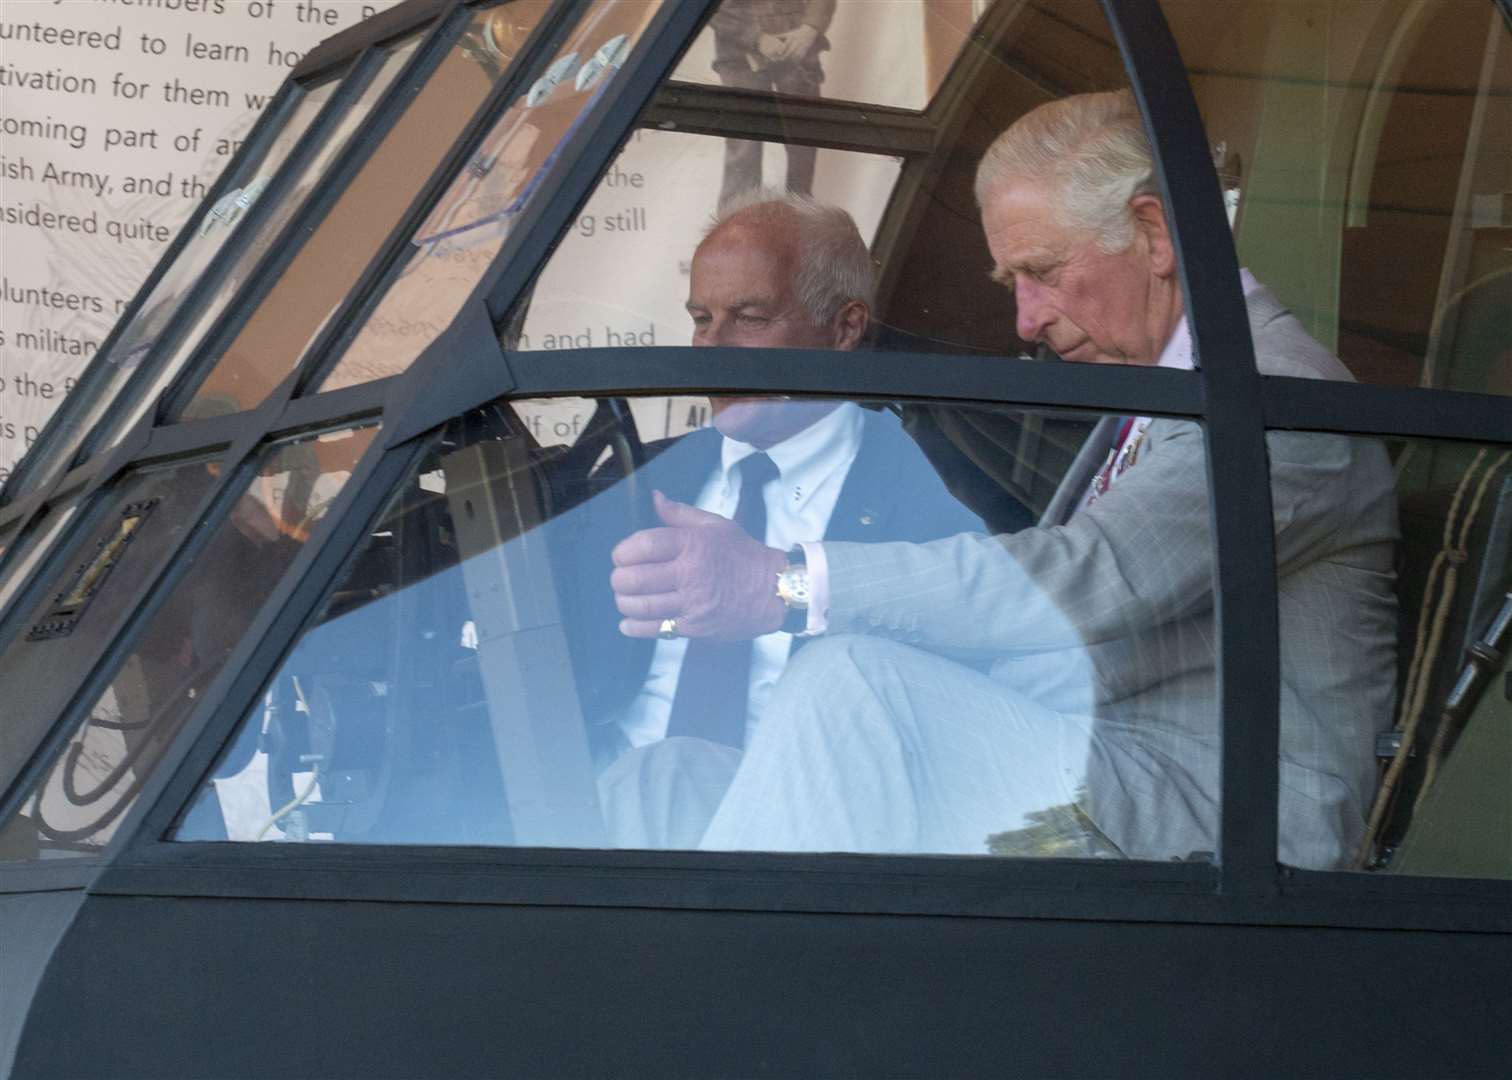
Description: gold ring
658,618,679,640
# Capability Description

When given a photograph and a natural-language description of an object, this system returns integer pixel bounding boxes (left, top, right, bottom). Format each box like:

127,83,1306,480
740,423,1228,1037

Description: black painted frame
0,0,1505,942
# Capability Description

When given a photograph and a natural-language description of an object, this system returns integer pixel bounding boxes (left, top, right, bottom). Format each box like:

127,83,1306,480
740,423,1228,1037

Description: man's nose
1014,279,1051,343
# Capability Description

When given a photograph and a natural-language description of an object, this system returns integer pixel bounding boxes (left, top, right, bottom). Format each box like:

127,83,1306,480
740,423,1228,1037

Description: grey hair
703,188,875,323
974,89,1158,252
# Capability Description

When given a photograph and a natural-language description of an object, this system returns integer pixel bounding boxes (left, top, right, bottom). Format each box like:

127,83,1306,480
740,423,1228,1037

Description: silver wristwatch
775,545,810,634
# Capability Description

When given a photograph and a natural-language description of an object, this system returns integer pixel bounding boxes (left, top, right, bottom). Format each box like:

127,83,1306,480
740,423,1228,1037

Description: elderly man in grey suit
611,90,1399,870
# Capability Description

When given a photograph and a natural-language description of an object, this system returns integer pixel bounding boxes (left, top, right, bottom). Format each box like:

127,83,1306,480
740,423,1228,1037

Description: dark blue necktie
666,452,779,748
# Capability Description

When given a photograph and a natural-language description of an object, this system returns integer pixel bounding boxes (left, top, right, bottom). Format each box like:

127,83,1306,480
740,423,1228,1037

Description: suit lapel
1041,414,1122,526
1040,292,1275,528
781,412,887,658
823,411,891,543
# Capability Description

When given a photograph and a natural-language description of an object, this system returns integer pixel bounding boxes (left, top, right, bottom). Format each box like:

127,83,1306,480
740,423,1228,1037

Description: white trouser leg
700,635,1093,855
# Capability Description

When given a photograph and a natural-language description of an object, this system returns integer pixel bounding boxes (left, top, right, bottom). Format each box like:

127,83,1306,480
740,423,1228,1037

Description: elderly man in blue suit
612,92,1399,869
591,190,1013,847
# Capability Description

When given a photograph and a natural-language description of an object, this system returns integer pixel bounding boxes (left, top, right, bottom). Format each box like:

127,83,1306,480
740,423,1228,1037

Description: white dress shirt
616,401,865,749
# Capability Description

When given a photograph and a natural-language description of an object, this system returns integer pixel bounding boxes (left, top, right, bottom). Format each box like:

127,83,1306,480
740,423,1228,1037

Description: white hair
704,188,875,323
974,89,1158,252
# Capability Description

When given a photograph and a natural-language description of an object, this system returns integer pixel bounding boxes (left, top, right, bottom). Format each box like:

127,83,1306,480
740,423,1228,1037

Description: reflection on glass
1163,0,1512,396
0,461,220,813
669,0,991,115
0,499,80,617
319,0,665,391
6,76,343,505
1330,435,1511,880
88,35,425,460
110,81,342,372
179,393,1235,863
180,7,538,417
0,426,376,861
35,506,150,637
514,0,1126,360
705,0,837,201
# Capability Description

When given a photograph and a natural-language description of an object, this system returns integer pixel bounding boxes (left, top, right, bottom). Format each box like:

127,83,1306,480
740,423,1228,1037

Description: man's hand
776,23,820,62
612,491,788,640
756,32,787,62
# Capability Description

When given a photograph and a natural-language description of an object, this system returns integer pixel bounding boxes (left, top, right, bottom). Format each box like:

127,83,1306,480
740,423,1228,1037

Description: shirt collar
1157,267,1261,371
720,401,864,515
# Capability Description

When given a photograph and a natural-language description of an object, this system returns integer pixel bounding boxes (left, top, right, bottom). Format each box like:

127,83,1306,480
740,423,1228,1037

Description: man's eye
737,314,769,326
689,314,710,327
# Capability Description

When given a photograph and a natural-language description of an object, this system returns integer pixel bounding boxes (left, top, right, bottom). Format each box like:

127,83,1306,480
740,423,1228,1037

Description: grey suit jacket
817,286,1399,869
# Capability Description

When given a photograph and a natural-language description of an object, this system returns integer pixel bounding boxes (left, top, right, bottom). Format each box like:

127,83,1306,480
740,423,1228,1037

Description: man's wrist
759,545,791,634
775,545,810,634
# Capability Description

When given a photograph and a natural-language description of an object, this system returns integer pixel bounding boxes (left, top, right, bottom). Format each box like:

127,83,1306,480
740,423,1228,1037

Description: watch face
779,565,810,608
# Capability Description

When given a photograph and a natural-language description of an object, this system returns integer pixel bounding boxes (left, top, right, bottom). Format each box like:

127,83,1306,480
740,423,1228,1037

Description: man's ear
1130,194,1176,279
831,299,870,351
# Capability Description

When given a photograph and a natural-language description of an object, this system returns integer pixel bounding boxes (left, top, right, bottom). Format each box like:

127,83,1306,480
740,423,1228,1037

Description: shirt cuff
798,541,829,636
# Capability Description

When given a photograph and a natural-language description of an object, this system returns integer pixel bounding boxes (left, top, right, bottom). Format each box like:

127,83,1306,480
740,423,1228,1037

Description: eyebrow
686,297,775,312
989,251,1059,288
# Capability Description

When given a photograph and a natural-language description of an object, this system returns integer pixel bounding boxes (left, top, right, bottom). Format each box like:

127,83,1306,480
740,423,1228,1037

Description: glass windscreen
318,0,667,391
0,426,375,861
179,392,1231,861
0,496,81,618
1163,0,1512,397
513,130,901,357
1319,434,1510,880
5,75,344,505
178,4,541,418
510,0,1133,361
0,459,220,802
668,0,992,111
83,35,427,458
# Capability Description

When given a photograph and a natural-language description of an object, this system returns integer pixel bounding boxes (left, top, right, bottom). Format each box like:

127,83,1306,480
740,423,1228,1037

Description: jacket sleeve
819,418,1216,652
820,416,1396,656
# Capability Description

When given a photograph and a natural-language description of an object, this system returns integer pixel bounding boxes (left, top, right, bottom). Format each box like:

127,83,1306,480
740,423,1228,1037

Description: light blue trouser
696,635,1095,855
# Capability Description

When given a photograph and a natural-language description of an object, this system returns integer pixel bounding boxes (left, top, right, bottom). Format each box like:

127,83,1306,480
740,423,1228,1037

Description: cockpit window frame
0,0,1505,937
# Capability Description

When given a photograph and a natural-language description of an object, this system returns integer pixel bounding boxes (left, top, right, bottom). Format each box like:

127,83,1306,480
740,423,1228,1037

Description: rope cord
1366,450,1481,865
1356,448,1509,867
1414,449,1511,807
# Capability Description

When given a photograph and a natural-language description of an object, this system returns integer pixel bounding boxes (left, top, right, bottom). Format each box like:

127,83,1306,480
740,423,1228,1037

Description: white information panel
0,0,403,483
